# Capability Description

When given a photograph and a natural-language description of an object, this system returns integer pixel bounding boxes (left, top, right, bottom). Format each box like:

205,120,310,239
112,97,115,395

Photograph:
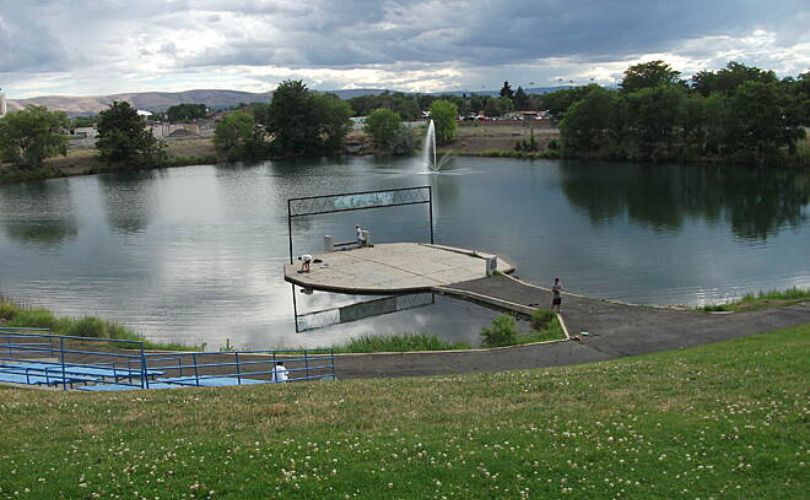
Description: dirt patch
443,123,560,154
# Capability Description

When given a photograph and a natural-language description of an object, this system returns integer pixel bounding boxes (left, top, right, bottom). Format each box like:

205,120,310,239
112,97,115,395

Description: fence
0,327,335,391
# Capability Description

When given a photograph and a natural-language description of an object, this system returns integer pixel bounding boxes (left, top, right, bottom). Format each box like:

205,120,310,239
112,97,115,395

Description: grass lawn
1,324,808,498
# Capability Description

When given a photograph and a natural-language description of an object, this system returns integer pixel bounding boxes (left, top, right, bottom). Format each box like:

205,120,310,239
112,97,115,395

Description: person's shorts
552,297,562,305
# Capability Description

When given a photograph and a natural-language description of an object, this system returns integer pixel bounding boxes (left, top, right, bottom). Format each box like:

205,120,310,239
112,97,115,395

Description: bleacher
0,327,336,391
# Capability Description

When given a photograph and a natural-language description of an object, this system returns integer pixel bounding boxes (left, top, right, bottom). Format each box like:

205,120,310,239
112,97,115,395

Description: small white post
485,256,498,276
323,235,334,252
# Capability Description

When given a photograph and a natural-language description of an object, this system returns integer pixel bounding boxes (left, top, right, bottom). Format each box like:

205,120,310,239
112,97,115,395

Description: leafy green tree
541,84,600,121
727,81,805,161
627,85,687,159
513,86,530,110
365,109,402,150
70,115,97,128
480,314,518,347
499,81,514,99
0,106,68,169
621,60,682,93
429,100,458,144
166,103,207,122
691,62,777,96
214,111,266,162
96,101,163,165
560,87,621,155
265,80,319,156
313,93,353,153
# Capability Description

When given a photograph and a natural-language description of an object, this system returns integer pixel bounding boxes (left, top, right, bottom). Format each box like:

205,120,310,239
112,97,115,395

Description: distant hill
6,86,571,116
7,89,274,116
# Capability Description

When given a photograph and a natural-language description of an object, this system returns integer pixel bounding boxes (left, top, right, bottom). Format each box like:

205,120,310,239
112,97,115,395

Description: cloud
1,0,807,97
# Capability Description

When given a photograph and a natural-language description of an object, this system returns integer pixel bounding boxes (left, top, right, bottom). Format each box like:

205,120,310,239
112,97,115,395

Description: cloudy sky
1,0,808,98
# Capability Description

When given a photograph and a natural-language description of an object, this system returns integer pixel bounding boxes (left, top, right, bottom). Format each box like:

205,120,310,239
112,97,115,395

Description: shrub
481,314,519,347
530,309,555,331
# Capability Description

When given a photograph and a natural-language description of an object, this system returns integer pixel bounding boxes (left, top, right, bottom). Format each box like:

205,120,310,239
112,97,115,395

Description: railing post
140,343,149,389
330,349,336,380
304,350,310,381
272,351,277,382
192,353,200,386
60,337,67,391
235,352,242,385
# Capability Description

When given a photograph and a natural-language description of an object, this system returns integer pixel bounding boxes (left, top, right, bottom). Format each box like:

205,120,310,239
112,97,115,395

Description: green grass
0,296,194,351
477,148,561,159
333,333,470,353
702,287,810,312
1,324,808,498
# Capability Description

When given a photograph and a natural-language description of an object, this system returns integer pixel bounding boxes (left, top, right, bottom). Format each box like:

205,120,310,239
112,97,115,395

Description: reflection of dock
283,243,514,294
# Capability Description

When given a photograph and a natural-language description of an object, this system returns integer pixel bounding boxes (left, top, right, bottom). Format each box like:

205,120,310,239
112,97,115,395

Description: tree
213,111,265,161
313,93,353,153
365,109,402,150
166,103,207,122
626,85,687,159
726,81,804,161
96,101,163,165
513,86,530,110
0,106,68,169
560,87,621,155
429,100,458,144
499,81,514,99
265,80,319,156
541,84,600,121
621,60,682,93
691,62,777,96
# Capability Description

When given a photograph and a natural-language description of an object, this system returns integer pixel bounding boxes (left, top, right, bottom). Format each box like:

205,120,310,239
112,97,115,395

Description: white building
0,90,7,118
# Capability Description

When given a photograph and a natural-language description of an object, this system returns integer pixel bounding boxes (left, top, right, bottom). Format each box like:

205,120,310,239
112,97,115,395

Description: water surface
1,157,808,348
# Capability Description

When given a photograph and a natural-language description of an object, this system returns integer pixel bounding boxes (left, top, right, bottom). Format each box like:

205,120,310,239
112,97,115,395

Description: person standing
551,277,563,313
355,224,365,247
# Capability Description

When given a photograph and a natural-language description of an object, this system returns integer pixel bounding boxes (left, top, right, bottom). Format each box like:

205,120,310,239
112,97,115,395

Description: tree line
553,61,810,165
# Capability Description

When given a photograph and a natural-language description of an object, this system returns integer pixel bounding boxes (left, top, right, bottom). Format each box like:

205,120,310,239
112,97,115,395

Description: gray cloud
0,0,807,97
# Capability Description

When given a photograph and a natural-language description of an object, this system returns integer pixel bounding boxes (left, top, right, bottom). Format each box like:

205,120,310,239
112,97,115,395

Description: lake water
1,156,809,349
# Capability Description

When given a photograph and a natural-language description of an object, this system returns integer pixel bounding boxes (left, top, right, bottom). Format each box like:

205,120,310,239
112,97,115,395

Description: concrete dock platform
284,242,515,294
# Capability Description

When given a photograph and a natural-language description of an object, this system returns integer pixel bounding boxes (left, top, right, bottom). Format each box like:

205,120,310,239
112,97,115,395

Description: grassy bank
0,297,193,351
1,324,807,497
703,287,810,312
333,333,470,353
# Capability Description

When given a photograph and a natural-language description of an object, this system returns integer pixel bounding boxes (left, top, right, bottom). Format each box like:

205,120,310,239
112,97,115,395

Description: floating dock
283,242,515,294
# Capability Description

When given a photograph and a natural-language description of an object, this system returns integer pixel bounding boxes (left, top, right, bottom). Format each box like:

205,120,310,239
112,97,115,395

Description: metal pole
304,350,310,381
235,352,241,385
192,353,200,386
292,283,300,333
428,186,434,244
287,199,294,264
140,343,149,389
60,337,67,391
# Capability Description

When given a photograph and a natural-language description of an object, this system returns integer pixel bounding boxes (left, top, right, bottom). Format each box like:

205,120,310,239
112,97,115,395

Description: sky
1,0,809,99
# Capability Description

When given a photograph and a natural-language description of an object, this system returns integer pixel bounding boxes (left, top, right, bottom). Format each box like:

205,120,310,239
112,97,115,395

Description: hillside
5,86,566,116
7,89,275,116
0,324,807,498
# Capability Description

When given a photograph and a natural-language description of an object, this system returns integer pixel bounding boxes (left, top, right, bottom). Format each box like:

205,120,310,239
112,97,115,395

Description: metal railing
0,328,336,391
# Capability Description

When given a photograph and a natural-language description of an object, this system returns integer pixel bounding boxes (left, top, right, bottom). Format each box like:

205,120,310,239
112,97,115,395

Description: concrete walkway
334,276,810,379
284,243,514,294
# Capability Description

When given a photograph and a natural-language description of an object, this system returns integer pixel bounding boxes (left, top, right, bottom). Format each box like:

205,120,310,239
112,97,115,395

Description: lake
1,156,808,349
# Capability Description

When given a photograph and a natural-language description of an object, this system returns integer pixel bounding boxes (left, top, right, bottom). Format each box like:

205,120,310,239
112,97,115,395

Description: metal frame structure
286,185,434,263
286,186,435,332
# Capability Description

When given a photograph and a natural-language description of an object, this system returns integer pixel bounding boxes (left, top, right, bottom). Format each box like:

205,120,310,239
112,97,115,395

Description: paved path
333,276,810,379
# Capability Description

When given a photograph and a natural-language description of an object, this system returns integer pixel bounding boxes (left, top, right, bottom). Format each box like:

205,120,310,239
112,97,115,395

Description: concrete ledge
284,242,515,294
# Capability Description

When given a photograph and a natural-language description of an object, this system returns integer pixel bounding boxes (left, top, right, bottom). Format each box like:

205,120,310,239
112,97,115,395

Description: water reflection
560,162,810,240
97,171,159,234
0,180,78,247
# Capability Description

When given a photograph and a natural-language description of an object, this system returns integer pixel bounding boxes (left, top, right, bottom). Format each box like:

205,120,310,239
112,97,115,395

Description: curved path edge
334,276,810,379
